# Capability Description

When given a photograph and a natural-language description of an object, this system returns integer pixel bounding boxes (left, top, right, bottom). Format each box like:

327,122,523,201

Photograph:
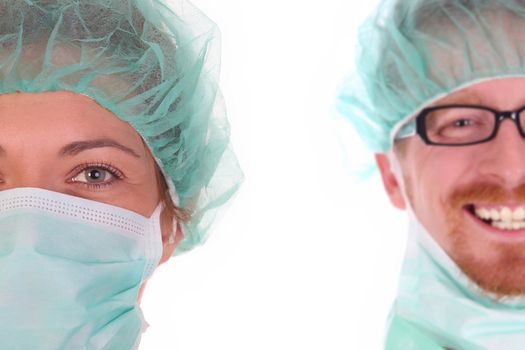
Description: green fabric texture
0,0,243,255
337,0,525,152
385,314,444,350
385,312,488,350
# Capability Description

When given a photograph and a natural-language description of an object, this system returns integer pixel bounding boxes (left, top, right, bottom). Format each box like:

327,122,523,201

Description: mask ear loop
152,155,182,246
387,149,477,291
385,148,430,257
168,216,178,245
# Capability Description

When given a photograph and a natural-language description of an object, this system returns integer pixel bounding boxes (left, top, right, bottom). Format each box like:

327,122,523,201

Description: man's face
377,77,525,298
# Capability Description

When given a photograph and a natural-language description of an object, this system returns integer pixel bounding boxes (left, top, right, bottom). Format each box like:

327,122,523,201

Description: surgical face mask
0,187,163,350
386,152,525,350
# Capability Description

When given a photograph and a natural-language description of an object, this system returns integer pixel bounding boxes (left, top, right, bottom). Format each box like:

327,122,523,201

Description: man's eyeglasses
395,104,525,146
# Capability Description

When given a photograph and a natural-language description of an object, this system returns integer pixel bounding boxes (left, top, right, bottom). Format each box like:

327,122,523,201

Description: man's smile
466,203,525,235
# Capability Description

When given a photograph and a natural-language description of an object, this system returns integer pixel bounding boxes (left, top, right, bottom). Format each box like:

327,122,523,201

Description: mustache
448,182,525,209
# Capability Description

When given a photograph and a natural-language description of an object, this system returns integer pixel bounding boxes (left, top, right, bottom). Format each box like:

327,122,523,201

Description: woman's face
0,90,178,274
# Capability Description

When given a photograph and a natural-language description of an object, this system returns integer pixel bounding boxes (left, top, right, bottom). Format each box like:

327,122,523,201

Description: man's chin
452,241,525,298
446,201,525,298
412,178,525,297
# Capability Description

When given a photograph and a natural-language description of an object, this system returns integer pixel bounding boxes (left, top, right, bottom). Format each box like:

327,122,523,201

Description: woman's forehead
0,91,128,125
0,91,146,155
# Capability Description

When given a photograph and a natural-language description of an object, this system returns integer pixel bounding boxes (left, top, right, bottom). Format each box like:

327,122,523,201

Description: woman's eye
74,167,114,183
70,163,124,190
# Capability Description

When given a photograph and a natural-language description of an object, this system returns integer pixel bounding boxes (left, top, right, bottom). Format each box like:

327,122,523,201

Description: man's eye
453,119,473,127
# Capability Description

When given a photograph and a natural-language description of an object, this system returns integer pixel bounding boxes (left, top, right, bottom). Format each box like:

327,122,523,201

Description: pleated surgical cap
338,0,525,152
0,0,243,255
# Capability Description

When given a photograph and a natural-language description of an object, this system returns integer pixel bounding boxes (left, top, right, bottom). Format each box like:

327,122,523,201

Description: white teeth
477,208,490,219
501,207,513,221
492,221,507,230
498,221,525,230
514,207,525,221
474,206,525,230
491,221,525,230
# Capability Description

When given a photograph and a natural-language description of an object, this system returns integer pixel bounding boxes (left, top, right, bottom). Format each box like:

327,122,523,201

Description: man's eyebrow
434,90,482,106
57,138,142,158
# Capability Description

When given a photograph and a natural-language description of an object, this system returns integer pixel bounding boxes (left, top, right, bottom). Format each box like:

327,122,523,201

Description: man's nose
477,119,525,188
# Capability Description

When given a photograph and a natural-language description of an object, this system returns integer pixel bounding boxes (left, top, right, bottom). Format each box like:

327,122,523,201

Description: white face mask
0,187,163,350
386,152,525,350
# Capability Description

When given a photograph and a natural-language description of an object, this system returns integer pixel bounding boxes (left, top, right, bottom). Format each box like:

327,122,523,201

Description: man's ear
375,153,406,210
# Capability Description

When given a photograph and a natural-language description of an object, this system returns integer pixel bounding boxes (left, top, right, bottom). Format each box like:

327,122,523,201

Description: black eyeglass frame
416,104,525,146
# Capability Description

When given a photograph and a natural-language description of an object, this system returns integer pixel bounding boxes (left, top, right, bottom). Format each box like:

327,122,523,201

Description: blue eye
70,162,124,190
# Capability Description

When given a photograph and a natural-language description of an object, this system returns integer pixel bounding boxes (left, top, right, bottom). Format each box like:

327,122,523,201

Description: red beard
445,182,525,297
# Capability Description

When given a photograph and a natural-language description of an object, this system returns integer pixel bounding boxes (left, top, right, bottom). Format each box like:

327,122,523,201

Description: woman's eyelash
70,161,125,190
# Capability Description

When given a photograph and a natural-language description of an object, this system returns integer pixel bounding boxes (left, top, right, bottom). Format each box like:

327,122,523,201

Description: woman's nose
7,179,54,191
4,162,57,191
477,119,525,188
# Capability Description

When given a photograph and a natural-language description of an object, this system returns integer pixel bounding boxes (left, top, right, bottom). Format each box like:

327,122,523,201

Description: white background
140,1,410,349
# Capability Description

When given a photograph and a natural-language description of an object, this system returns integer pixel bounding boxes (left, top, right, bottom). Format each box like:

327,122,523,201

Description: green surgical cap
338,0,525,152
1,0,243,255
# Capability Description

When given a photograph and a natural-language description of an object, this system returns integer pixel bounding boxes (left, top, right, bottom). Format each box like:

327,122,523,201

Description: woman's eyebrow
57,138,142,158
0,138,142,158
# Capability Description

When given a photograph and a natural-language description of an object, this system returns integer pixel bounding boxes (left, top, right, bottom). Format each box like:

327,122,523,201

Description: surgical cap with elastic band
338,0,525,152
0,0,243,255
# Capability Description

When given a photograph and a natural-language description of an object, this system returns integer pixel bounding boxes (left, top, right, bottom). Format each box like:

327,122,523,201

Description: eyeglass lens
424,107,525,145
